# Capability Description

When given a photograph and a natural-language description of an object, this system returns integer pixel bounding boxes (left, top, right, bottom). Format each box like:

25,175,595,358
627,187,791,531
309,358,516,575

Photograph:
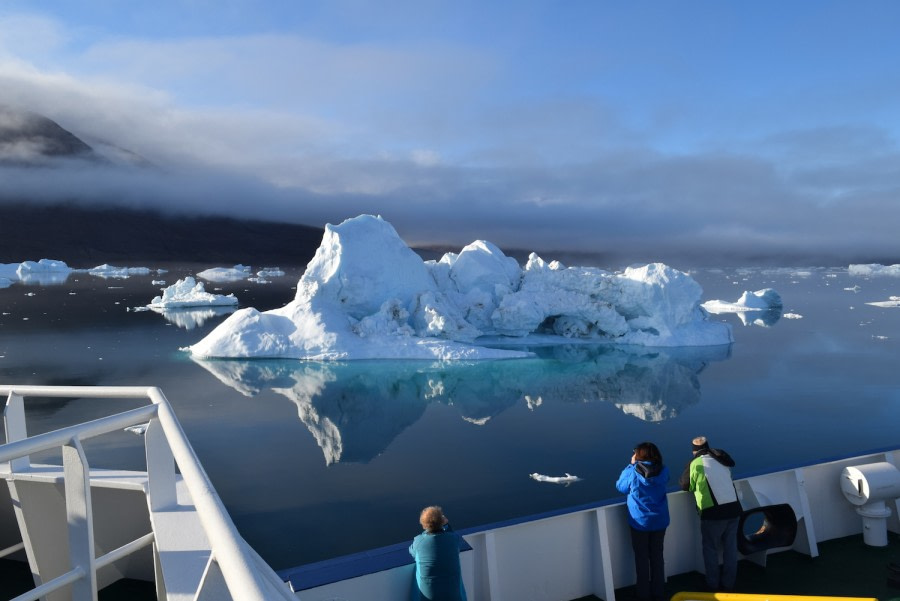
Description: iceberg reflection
192,343,731,464
150,306,236,329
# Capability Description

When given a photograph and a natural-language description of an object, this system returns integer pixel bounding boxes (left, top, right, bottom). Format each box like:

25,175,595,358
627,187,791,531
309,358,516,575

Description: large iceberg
189,215,732,360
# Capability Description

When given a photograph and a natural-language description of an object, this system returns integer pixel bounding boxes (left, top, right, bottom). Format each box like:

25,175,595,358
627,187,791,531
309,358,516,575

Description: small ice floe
197,265,252,283
148,277,238,309
85,264,152,279
152,280,166,286
872,335,889,341
844,286,861,292
702,289,783,327
257,267,285,278
125,423,149,435
530,472,582,485
866,296,900,308
783,312,803,319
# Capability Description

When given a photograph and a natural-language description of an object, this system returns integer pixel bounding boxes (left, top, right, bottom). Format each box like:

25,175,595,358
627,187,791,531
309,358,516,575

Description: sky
2,0,900,266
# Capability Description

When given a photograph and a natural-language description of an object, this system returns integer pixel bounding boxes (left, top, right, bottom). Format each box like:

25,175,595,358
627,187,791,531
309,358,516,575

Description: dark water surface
1,263,899,569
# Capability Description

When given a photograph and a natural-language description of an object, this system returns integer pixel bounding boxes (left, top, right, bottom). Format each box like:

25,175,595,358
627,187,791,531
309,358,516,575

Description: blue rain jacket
616,461,671,532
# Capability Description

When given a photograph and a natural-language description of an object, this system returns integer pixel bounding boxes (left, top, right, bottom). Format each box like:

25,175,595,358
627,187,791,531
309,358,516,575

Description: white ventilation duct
840,462,900,546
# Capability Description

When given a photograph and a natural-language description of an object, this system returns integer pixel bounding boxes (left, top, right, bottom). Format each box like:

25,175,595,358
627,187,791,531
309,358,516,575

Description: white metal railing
0,385,295,601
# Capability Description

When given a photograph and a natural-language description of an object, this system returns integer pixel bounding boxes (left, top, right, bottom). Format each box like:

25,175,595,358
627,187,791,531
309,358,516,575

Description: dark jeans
630,526,666,601
700,517,739,590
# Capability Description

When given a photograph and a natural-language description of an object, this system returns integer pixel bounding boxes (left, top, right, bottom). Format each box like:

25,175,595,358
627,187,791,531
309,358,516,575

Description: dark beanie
692,436,709,452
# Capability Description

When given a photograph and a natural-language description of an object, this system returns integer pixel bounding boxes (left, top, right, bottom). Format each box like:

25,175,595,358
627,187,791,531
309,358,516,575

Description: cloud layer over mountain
3,3,900,266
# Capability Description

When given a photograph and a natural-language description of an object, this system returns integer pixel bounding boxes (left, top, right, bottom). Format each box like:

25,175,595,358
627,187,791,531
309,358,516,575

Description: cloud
3,8,900,267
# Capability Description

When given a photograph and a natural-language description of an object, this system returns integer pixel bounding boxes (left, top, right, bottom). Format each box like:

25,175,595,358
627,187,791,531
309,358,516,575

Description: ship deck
2,532,898,600
595,530,900,601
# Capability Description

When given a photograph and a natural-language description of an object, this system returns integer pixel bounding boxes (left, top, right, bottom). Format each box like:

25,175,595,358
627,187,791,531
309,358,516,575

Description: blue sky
2,1,900,265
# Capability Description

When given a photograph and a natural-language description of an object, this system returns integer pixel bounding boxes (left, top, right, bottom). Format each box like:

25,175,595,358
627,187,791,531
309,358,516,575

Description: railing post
63,437,98,601
145,417,177,510
4,392,30,471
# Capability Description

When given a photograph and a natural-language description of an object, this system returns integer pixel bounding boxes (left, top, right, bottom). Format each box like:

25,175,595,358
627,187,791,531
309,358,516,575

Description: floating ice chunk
844,285,861,292
702,289,782,313
783,312,803,319
1,260,71,285
83,264,152,279
256,268,285,277
849,264,900,277
530,473,581,485
148,277,238,309
866,297,900,308
197,265,252,282
190,214,731,360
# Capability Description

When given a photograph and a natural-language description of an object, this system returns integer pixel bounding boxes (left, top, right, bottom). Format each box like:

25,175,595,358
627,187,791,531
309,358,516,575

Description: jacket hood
635,460,663,479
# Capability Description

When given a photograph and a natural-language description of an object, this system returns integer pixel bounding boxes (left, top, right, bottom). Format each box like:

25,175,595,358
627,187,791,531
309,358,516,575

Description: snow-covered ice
83,264,152,279
849,263,900,277
702,289,783,314
1,259,73,285
190,215,732,361
867,296,900,308
197,265,252,282
148,276,238,309
530,473,581,485
702,289,783,327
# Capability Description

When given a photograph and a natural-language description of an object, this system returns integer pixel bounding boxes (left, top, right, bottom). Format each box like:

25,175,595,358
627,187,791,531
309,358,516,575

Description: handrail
0,404,158,463
1,385,295,601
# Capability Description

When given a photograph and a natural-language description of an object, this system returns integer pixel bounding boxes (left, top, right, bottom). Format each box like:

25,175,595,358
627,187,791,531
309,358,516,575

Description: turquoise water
1,264,899,568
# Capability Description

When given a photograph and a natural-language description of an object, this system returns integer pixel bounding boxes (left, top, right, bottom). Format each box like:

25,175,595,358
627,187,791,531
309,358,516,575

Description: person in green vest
679,436,742,591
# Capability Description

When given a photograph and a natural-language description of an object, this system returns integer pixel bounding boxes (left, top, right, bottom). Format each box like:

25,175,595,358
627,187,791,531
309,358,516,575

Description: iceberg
0,259,73,285
149,277,239,309
197,265,252,282
190,215,732,361
849,263,900,277
83,264,153,278
701,289,783,327
702,289,782,313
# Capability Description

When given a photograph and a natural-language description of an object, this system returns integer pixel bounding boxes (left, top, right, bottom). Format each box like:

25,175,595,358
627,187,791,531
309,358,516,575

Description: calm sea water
1,263,899,569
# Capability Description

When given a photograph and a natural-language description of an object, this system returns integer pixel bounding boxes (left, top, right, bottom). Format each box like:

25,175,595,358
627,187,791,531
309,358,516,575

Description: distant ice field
1,262,899,569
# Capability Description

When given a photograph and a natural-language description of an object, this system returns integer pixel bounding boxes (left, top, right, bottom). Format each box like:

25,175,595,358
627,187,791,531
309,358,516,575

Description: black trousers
630,526,666,601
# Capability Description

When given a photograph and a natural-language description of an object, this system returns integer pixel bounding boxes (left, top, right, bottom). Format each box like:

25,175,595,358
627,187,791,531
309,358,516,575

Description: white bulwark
2,384,898,600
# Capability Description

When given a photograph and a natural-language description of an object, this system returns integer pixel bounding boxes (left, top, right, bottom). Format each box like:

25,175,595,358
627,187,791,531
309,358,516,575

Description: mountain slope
0,203,324,266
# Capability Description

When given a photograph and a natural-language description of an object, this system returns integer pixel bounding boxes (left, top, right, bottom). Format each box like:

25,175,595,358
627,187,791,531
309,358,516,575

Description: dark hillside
0,203,324,266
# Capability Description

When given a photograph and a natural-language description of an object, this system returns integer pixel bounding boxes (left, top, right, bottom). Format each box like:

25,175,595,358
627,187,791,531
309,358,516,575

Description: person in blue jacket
616,442,670,601
409,506,467,601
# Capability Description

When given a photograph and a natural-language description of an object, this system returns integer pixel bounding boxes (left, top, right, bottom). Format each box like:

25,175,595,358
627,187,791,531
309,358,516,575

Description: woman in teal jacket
616,442,670,601
409,506,467,601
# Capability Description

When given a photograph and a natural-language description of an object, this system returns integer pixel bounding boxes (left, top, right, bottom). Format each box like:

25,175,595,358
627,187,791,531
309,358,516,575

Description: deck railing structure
0,385,296,601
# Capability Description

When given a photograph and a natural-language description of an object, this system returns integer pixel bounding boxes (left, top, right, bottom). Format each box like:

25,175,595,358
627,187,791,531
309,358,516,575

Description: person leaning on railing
678,435,742,592
409,505,468,601
616,441,671,601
